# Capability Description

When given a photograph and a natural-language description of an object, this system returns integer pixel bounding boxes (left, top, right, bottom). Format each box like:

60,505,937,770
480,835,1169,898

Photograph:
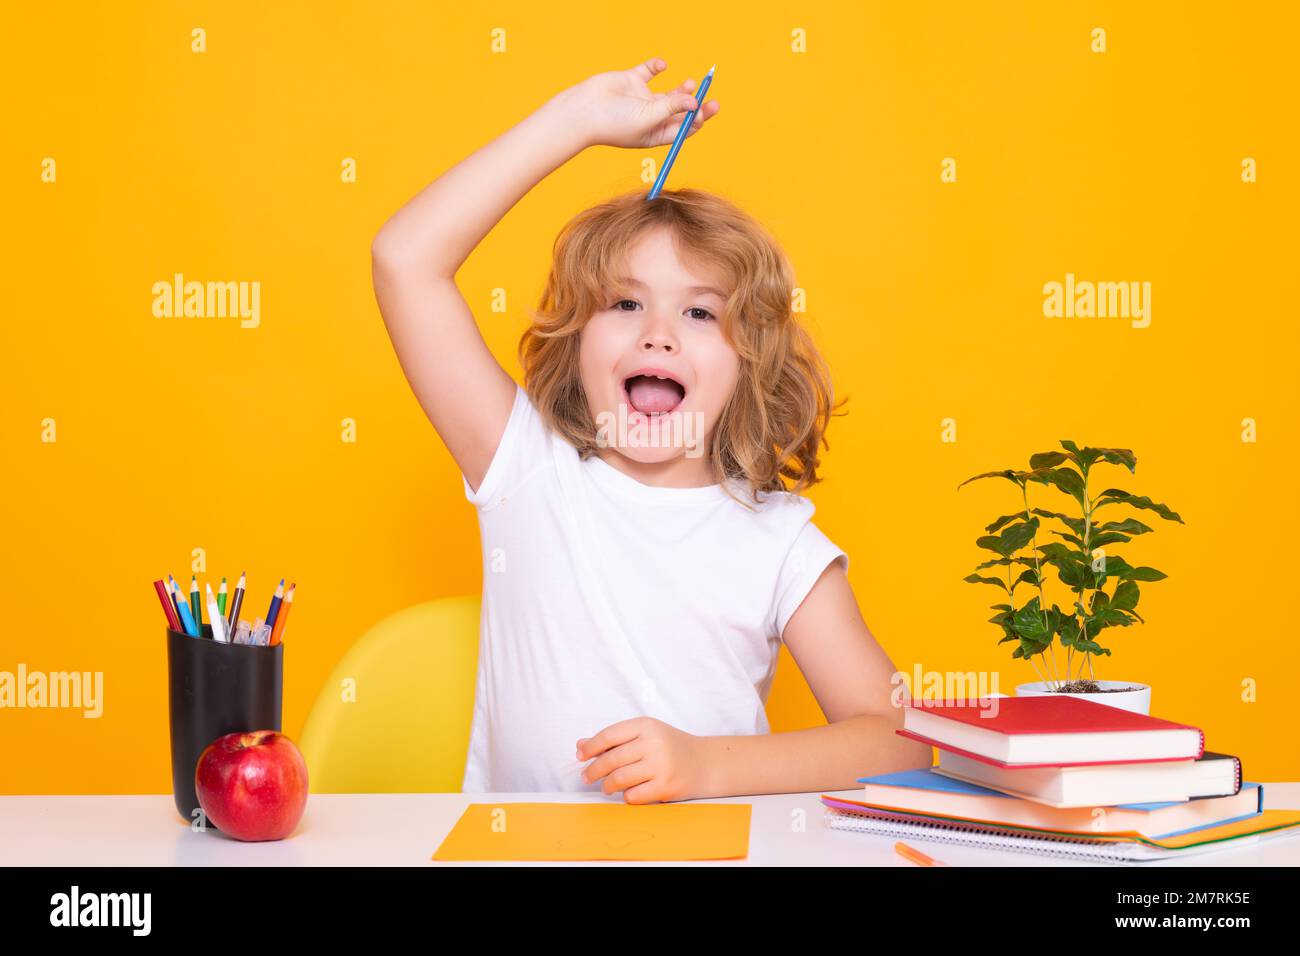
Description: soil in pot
1052,679,1142,693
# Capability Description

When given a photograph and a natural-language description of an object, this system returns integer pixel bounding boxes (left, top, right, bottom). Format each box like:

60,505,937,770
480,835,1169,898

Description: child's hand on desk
577,717,709,804
556,57,721,151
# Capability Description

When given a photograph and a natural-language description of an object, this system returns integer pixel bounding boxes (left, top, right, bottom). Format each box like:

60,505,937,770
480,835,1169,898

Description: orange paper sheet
432,802,752,861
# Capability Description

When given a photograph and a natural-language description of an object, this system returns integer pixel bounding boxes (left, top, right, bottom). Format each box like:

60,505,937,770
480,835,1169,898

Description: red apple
195,730,309,841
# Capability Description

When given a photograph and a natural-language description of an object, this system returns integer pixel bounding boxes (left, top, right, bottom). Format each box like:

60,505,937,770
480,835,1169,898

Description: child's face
579,227,740,466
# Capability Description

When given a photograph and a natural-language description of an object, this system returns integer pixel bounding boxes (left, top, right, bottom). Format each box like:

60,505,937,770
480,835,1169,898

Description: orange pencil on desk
269,582,294,646
895,841,947,867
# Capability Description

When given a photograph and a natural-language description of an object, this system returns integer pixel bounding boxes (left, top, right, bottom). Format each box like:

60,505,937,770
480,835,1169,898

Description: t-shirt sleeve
770,518,849,641
462,381,553,510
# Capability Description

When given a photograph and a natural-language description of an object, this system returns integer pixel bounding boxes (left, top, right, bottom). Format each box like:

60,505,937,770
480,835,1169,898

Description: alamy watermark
891,664,1002,718
1043,272,1151,329
49,886,150,935
152,272,260,328
595,403,706,458
1,664,103,718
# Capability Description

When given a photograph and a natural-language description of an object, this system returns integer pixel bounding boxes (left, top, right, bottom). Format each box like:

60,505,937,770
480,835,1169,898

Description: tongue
628,377,682,414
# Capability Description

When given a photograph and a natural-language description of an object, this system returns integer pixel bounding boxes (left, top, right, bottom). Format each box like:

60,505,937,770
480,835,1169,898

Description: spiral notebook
821,795,1300,863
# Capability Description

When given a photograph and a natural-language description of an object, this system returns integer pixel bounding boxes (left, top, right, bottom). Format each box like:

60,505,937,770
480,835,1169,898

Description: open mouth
622,373,687,417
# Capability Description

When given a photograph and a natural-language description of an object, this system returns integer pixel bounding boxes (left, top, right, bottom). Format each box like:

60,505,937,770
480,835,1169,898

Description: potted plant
960,441,1183,715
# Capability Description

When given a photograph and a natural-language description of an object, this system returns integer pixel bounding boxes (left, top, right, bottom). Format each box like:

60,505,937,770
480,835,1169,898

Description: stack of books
821,696,1300,862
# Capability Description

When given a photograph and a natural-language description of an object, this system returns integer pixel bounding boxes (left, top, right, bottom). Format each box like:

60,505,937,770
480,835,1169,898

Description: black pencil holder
166,624,283,826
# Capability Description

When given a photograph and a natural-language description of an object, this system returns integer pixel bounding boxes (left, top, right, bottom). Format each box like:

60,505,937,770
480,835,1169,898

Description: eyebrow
615,277,728,299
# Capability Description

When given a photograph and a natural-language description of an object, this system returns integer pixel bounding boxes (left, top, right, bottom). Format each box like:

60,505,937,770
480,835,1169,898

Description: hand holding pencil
559,57,720,151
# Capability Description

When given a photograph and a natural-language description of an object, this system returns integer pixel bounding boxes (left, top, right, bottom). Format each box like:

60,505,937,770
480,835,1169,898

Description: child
372,57,931,802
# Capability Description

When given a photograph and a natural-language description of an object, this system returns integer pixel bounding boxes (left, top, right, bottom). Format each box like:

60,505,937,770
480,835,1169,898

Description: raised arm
370,89,593,493
370,58,718,493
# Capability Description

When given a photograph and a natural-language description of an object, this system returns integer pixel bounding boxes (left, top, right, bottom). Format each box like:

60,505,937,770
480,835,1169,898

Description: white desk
4,785,1299,866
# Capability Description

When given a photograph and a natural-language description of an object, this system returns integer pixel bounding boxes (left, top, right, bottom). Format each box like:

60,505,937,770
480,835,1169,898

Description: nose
637,310,678,354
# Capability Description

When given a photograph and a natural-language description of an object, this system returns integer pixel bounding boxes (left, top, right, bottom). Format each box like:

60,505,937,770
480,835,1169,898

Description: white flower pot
1015,680,1151,715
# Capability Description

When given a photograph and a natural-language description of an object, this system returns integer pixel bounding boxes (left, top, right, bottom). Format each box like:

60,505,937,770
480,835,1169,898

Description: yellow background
3,1,1297,792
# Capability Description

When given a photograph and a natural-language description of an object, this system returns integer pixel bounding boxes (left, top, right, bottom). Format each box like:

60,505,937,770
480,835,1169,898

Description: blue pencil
169,575,200,637
647,63,714,200
265,578,285,630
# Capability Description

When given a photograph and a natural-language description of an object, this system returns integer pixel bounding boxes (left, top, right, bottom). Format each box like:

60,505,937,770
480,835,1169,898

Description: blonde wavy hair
518,188,846,510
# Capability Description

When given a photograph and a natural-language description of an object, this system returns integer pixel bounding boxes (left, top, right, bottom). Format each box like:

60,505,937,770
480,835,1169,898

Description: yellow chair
299,596,480,793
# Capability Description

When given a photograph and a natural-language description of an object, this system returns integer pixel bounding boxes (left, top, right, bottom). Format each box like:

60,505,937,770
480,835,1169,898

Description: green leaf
1094,518,1154,536
958,469,1023,490
1036,542,1082,562
1056,559,1090,588
1089,553,1135,583
1111,580,1140,611
977,518,1040,558
1029,451,1069,469
1060,441,1131,470
1094,447,1137,472
1051,531,1085,547
974,557,1013,569
1045,467,1086,506
1126,566,1167,582
959,466,1053,492
1085,607,1132,631
1091,555,1167,583
985,512,1029,533
1022,467,1058,486
1087,531,1132,548
1056,440,1090,468
1070,445,1102,468
1013,597,1051,641
1016,567,1040,588
1019,637,1051,657
1031,509,1086,536
1094,489,1185,523
1053,608,1077,640
964,573,1009,590
999,517,1040,554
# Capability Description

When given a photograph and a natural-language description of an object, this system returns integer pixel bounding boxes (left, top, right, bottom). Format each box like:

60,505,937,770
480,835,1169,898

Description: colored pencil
894,841,947,867
189,575,203,627
265,578,285,630
217,576,228,617
205,582,228,642
647,63,714,201
153,579,181,631
269,583,294,646
226,571,246,635
169,575,200,637
167,576,183,625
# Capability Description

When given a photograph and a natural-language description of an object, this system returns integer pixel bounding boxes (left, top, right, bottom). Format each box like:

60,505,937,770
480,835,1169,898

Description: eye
609,298,715,322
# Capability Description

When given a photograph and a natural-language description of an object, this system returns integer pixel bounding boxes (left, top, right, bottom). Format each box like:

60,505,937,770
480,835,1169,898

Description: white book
933,749,1242,808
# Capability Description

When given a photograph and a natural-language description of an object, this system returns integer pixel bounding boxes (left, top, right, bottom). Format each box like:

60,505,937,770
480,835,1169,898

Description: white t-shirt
459,382,849,792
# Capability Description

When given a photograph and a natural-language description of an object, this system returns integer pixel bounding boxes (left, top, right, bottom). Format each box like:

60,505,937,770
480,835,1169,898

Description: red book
897,696,1204,768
